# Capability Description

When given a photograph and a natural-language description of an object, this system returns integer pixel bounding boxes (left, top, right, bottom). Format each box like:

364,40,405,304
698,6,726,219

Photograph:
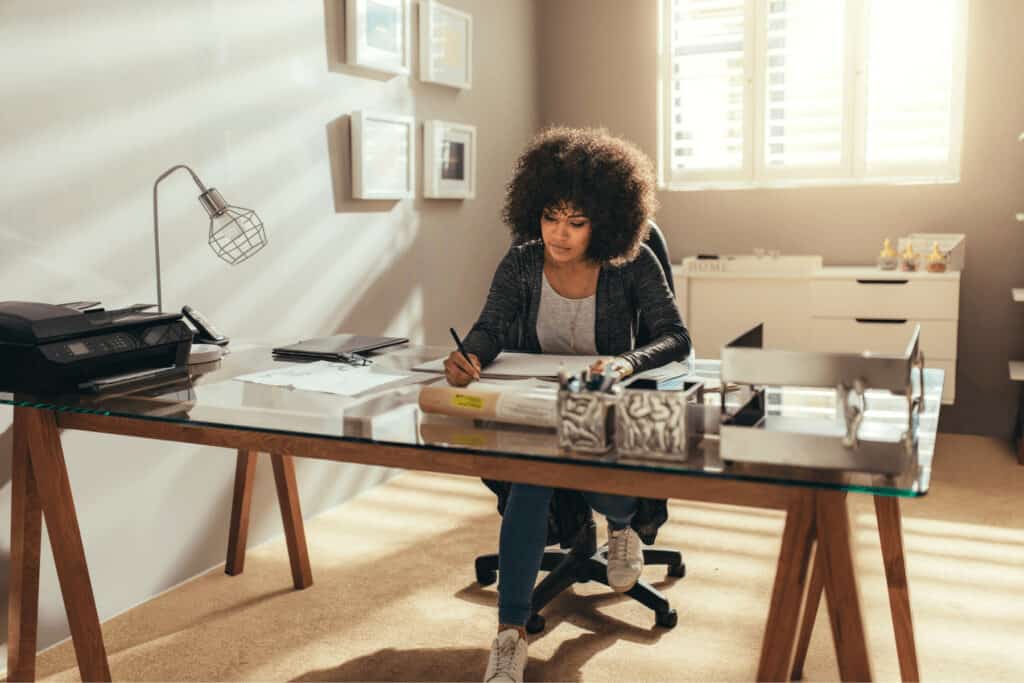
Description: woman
443,127,691,683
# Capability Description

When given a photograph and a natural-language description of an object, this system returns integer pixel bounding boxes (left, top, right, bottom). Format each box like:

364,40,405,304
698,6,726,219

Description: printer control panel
41,323,191,363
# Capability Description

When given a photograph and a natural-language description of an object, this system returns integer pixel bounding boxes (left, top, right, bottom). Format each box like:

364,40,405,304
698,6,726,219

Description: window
659,0,968,189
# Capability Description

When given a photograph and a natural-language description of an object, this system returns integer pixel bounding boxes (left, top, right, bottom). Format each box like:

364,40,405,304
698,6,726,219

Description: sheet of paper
412,352,601,379
233,361,408,397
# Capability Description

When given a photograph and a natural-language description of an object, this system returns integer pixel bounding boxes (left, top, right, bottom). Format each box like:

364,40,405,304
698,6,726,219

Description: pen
449,327,479,379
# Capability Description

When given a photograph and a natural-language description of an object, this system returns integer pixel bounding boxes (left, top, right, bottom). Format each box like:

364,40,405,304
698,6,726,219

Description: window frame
657,0,969,191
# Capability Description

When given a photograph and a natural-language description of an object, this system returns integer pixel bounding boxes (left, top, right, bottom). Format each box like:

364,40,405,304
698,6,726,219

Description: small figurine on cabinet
926,242,948,273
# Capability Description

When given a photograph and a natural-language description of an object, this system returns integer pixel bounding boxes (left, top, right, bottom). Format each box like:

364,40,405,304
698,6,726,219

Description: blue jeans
497,483,638,626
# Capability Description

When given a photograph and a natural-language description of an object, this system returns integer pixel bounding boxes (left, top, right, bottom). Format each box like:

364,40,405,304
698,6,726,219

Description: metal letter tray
717,324,926,474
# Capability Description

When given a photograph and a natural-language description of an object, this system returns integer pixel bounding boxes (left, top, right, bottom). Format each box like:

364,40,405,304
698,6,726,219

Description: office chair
474,220,686,633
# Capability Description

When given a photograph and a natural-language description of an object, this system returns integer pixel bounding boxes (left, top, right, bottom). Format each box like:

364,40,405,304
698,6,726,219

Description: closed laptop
272,334,408,360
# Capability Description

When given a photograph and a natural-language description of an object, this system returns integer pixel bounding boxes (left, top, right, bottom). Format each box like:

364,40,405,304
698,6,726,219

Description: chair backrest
638,220,696,370
636,220,674,347
644,220,675,294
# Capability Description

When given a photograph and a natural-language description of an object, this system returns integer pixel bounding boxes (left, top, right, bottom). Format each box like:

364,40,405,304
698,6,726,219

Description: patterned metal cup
557,389,619,453
614,383,704,460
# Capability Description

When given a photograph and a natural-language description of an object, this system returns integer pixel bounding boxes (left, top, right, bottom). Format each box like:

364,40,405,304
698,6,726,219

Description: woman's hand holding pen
444,350,481,386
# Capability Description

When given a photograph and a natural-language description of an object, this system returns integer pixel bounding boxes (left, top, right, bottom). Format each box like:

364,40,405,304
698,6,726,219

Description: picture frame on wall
424,120,476,199
419,0,472,89
351,111,415,199
346,0,412,75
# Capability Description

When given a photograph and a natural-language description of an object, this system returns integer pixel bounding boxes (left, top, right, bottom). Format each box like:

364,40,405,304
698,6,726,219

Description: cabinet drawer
811,278,959,320
809,319,957,359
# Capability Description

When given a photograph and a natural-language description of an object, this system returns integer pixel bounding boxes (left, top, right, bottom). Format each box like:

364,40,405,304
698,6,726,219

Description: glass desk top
0,342,942,497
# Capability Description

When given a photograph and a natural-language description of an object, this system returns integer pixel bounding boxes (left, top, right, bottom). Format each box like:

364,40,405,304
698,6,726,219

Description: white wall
0,0,539,656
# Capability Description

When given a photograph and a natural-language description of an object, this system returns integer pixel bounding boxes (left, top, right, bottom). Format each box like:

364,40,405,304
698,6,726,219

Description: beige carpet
30,434,1024,682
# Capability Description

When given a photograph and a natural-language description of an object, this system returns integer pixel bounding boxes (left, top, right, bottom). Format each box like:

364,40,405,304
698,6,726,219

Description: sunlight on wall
0,0,538,659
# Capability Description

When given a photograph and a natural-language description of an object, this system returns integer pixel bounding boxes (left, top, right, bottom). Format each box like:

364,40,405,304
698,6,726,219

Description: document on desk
412,352,601,379
233,361,408,397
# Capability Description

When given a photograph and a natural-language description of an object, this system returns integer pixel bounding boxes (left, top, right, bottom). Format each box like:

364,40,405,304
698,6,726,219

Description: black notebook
272,334,408,361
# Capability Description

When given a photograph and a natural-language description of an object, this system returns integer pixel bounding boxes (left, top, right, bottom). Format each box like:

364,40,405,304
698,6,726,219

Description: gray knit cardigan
463,240,691,371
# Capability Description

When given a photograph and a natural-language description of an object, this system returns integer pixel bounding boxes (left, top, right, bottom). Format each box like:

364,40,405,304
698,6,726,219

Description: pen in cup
449,327,480,380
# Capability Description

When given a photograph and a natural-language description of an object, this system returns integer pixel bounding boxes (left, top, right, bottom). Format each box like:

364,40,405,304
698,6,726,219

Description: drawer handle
856,278,909,285
855,318,908,324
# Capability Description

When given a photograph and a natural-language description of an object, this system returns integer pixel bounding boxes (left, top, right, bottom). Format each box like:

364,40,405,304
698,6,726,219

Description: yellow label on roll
453,393,484,410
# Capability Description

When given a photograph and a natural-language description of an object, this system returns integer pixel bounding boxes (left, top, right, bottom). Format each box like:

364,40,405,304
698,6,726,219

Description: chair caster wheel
476,568,497,587
526,614,546,634
656,608,678,629
668,561,686,578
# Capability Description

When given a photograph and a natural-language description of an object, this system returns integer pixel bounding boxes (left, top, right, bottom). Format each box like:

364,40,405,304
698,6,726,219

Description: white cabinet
679,275,814,358
810,274,960,320
676,261,961,404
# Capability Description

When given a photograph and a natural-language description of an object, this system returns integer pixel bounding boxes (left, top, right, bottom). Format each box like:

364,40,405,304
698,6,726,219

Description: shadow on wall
328,227,418,336
322,0,403,82
326,115,401,214
2,11,332,284
323,198,483,348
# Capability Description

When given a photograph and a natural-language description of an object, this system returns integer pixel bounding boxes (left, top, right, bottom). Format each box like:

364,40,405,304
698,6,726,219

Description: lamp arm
152,165,209,312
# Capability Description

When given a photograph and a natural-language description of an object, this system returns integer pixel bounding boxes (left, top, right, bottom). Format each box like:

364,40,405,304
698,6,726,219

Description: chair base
475,521,684,633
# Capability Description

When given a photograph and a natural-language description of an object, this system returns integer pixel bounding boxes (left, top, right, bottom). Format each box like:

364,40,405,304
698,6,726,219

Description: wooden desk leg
226,449,257,575
757,489,817,682
270,453,313,589
21,409,111,682
8,408,42,682
875,496,919,682
816,490,871,682
790,544,825,680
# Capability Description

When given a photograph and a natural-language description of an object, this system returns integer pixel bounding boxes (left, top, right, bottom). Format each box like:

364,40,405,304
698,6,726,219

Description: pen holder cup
557,389,619,453
614,382,705,460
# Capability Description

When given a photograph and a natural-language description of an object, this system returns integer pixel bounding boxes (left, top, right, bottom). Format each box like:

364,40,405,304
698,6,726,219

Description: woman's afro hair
502,126,658,263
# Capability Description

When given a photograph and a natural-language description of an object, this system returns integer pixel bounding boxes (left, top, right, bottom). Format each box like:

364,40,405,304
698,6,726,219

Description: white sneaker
484,628,528,683
606,525,644,592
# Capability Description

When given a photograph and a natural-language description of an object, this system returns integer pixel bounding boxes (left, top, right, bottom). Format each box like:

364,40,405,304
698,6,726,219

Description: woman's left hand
589,357,633,379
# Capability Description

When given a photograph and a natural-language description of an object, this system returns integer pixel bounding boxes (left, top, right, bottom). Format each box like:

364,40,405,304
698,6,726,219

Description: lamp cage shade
208,205,267,265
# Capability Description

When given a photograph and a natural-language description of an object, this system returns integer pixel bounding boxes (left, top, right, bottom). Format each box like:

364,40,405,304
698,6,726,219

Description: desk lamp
152,164,267,362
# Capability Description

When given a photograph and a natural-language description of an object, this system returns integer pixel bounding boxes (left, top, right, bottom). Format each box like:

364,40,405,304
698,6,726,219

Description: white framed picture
346,0,411,75
419,0,472,89
351,111,415,199
423,120,476,199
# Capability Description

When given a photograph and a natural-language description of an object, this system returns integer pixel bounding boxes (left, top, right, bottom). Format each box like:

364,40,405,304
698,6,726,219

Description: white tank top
536,272,597,355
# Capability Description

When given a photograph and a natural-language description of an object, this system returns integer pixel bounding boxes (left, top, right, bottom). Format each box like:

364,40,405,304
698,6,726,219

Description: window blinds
762,0,846,170
670,0,748,172
662,0,966,187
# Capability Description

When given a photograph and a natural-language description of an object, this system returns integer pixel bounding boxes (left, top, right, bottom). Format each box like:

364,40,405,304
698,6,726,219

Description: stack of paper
234,361,408,397
413,352,691,388
413,352,601,379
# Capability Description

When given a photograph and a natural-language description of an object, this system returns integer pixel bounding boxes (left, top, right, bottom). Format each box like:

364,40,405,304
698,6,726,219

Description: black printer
0,301,192,394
